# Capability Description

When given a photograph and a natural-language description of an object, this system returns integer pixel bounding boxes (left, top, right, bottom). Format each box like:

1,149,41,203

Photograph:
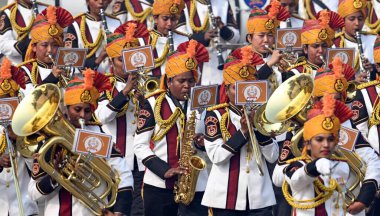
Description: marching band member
0,0,48,65
245,1,290,91
176,0,240,85
28,69,134,216
137,0,188,78
202,46,279,215
0,57,39,216
66,0,121,72
283,94,349,216
279,0,304,28
287,10,344,79
95,21,149,216
18,6,73,94
133,40,209,216
334,0,375,81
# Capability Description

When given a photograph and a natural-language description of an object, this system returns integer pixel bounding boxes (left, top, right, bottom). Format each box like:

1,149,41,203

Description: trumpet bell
346,81,358,103
265,74,314,124
144,77,159,94
254,104,291,137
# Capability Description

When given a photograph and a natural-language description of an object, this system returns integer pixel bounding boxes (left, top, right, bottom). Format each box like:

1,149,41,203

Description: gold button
6,183,10,188
6,169,10,173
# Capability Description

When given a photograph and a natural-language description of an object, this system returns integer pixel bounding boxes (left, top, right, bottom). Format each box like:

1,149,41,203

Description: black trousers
143,184,208,216
211,206,273,216
131,168,145,216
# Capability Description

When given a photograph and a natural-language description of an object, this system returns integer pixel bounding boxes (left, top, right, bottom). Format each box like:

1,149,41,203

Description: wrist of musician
142,155,171,179
107,92,130,112
37,175,59,195
356,179,379,206
221,130,248,154
253,129,273,146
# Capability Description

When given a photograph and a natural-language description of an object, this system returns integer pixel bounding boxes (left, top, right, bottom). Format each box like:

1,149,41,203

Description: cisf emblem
243,85,261,102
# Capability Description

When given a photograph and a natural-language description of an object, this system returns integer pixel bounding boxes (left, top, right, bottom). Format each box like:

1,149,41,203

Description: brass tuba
11,84,120,215
174,111,206,205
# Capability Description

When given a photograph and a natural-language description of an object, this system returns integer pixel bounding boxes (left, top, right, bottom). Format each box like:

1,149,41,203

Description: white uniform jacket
177,0,240,85
66,12,121,73
298,0,338,19
133,92,208,190
285,159,349,216
0,128,38,216
28,125,133,216
95,75,144,171
137,29,189,77
0,1,47,65
202,104,278,210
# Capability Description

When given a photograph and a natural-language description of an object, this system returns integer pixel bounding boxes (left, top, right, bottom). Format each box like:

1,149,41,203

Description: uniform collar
18,0,32,9
114,74,128,83
37,60,53,69
306,60,321,70
86,12,101,22
229,103,243,116
343,31,357,43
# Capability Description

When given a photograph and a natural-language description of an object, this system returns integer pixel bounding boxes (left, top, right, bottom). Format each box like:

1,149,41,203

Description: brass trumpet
48,54,71,87
136,67,159,95
264,45,298,72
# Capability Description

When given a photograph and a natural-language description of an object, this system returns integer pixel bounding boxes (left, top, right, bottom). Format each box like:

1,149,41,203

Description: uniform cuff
42,73,59,84
222,130,248,153
305,159,320,177
254,130,272,146
220,26,234,41
113,186,133,215
142,155,171,179
256,64,273,79
107,92,129,112
14,36,31,55
356,179,378,206
36,175,58,195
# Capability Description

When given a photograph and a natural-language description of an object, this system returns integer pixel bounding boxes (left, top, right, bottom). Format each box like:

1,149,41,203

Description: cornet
264,45,298,72
48,54,71,87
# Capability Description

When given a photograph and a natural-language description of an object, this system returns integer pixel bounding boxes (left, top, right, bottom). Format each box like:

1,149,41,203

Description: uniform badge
0,15,6,31
65,33,77,41
137,118,146,129
205,116,219,137
280,149,290,161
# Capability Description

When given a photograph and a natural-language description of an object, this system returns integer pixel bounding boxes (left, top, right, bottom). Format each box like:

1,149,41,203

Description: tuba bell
11,84,120,215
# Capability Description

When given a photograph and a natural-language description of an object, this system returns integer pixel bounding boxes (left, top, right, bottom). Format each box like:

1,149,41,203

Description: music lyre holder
0,119,24,215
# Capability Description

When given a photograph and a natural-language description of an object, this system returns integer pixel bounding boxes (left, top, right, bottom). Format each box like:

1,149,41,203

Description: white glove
315,158,331,176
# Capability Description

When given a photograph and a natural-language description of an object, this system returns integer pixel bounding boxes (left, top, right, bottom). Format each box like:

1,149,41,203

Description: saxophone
174,111,206,205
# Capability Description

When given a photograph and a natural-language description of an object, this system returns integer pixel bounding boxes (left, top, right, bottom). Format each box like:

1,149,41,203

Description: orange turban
152,0,185,16
25,6,73,61
246,0,290,34
0,58,25,97
64,69,112,111
301,10,344,47
304,94,341,141
374,35,380,63
313,57,355,101
223,45,265,85
161,39,209,89
337,0,367,18
106,21,149,58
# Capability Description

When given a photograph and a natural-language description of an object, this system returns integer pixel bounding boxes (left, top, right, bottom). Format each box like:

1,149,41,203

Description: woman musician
28,69,134,216
283,94,349,216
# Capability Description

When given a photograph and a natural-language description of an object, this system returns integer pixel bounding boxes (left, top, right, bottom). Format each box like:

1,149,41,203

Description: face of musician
167,71,196,101
280,0,297,14
66,103,92,128
344,11,365,37
153,15,179,36
303,42,328,66
375,63,380,74
225,83,236,105
112,56,128,79
32,38,60,64
87,0,112,14
307,133,337,159
247,32,275,54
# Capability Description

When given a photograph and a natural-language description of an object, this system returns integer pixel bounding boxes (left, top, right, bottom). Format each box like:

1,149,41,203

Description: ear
303,45,308,55
246,34,252,43
32,43,37,53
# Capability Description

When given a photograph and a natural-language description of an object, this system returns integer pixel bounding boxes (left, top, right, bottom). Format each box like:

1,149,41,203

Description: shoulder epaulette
16,59,36,68
0,2,16,12
206,103,229,111
334,31,344,39
173,29,191,38
145,89,166,99
106,13,121,21
286,56,307,71
357,80,380,90
74,12,86,20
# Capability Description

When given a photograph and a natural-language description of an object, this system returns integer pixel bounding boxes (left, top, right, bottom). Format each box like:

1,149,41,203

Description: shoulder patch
205,115,219,137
